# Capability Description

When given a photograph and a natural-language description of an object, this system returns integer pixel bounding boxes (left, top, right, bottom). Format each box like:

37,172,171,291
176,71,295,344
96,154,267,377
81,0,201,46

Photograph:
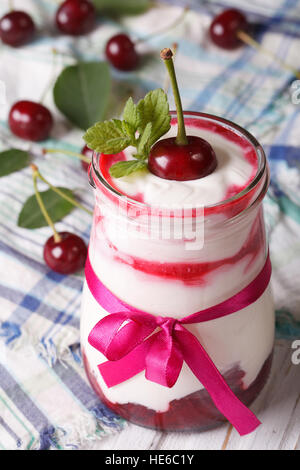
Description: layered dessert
80,49,274,431
80,112,274,431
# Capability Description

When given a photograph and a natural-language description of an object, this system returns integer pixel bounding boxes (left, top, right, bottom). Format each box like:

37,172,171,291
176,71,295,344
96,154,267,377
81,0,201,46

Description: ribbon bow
86,252,272,436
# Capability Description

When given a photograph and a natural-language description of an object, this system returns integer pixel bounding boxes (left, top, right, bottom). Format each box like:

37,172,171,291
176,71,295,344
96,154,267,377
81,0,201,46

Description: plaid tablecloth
0,0,300,450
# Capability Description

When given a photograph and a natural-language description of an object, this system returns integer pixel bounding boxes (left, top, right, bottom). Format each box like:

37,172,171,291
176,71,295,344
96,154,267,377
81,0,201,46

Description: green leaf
111,118,124,133
0,149,30,177
123,97,140,131
84,119,131,154
53,62,111,130
137,122,152,157
83,86,172,178
92,0,150,15
122,120,136,142
109,160,147,178
18,187,75,229
137,89,171,146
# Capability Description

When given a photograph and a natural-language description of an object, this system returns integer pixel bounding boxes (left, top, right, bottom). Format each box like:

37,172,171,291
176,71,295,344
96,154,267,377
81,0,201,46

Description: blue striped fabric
0,0,300,449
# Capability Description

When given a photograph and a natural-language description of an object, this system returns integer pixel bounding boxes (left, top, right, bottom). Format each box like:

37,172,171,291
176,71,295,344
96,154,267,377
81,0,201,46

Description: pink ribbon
86,252,272,436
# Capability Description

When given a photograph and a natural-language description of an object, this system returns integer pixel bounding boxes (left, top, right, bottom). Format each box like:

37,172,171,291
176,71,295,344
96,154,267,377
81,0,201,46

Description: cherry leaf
0,149,30,177
18,187,75,229
53,62,111,130
92,0,150,15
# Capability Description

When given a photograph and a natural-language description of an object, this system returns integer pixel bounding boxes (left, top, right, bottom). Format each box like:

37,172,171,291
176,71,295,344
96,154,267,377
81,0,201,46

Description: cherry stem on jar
163,42,178,93
30,164,62,244
135,7,188,45
237,30,300,79
43,147,90,164
161,47,188,146
31,164,93,215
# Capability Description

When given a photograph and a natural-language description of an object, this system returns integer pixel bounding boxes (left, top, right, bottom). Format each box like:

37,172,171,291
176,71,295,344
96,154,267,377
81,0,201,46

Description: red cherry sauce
83,350,273,431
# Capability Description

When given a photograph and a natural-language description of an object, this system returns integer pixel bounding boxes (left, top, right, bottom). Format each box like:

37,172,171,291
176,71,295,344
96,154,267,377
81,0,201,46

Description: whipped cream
109,122,256,207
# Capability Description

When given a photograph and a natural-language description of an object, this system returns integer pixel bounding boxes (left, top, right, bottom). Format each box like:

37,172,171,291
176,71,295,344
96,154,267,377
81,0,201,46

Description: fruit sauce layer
103,207,264,286
89,197,267,316
83,349,273,431
98,117,258,207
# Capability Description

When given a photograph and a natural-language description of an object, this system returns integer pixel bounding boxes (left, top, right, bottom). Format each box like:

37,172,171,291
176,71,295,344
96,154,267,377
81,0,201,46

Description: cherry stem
161,47,188,146
163,42,178,93
39,49,58,104
39,174,93,215
31,164,93,216
8,0,14,11
30,164,61,244
237,30,300,79
135,7,189,45
43,147,90,163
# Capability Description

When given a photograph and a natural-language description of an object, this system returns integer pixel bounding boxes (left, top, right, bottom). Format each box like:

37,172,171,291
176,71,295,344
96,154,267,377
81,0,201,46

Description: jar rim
91,111,268,212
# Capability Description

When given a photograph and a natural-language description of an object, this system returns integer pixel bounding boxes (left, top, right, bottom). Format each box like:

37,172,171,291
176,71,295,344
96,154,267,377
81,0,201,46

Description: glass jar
80,112,274,432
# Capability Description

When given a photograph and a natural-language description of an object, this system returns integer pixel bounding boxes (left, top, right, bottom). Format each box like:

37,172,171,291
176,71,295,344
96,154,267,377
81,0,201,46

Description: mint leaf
137,122,152,158
137,89,171,146
83,119,131,154
122,120,136,143
109,160,147,178
84,88,171,178
123,97,140,131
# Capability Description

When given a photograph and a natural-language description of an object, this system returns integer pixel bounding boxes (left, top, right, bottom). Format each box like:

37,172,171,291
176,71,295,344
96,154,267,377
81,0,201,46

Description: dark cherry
105,33,139,71
81,144,93,171
209,8,249,50
9,100,53,141
148,136,217,181
56,0,96,36
43,232,87,275
0,10,35,47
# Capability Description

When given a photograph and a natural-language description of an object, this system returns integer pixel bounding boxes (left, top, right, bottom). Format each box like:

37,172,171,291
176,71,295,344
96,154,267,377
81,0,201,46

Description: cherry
148,48,217,182
43,231,87,275
81,144,93,171
56,0,96,36
148,136,217,181
209,8,249,50
105,34,139,71
9,100,53,141
0,10,35,47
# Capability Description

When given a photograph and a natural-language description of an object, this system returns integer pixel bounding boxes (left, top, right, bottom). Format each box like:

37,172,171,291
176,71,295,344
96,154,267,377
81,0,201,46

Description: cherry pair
1,15,50,142
0,0,95,48
104,9,249,72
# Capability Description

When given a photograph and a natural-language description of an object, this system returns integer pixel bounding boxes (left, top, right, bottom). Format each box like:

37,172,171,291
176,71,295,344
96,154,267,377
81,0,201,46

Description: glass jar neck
90,111,269,226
